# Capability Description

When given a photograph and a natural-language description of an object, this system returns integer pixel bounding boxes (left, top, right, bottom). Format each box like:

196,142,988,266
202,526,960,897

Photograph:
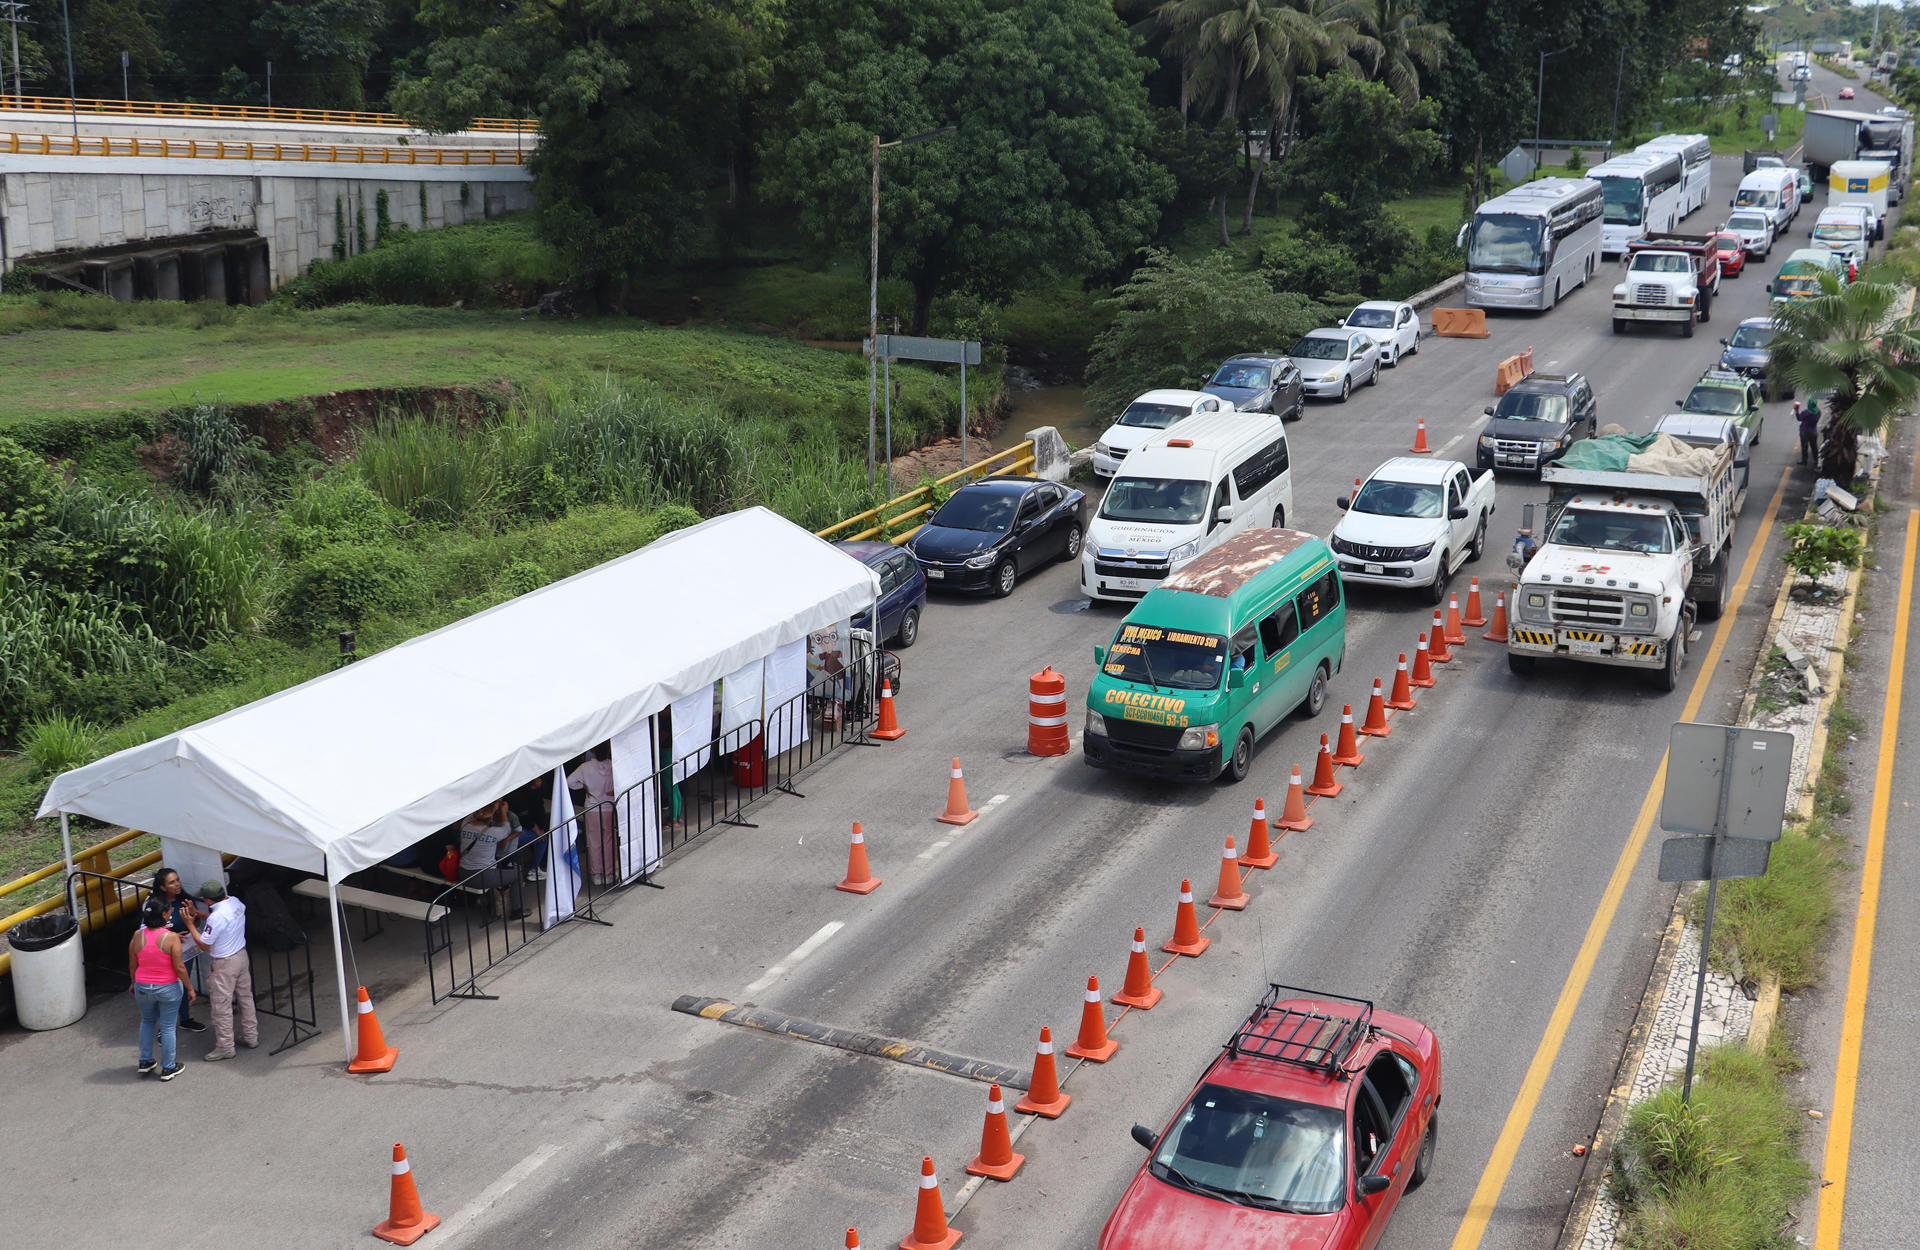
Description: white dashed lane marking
744,921,845,995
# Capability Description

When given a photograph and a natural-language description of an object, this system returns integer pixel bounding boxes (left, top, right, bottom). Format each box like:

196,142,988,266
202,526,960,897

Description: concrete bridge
0,97,537,300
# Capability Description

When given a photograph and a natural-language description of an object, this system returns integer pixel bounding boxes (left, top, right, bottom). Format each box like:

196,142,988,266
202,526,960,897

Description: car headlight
1093,442,1109,457
1085,709,1107,737
1167,539,1202,564
964,552,998,569
1320,371,1340,381
1630,601,1650,616
1406,542,1435,560
1176,723,1220,752
1479,435,1496,449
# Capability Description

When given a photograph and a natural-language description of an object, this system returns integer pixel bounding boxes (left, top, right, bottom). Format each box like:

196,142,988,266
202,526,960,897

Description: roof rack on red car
1226,983,1374,1077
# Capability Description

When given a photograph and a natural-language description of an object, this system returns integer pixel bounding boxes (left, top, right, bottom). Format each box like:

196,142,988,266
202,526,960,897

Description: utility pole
0,1,29,100
866,124,956,490
266,60,272,110
1610,47,1626,151
120,50,127,103
59,0,75,137
1535,46,1572,179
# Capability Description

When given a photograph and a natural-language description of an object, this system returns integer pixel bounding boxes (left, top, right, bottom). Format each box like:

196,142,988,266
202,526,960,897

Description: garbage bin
7,911,86,1030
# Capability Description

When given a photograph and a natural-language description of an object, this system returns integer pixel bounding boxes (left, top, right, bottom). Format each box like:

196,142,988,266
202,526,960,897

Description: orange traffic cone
849,1231,862,1250
1014,1026,1072,1116
1332,704,1365,768
1388,653,1418,710
936,757,978,826
900,1156,962,1250
1243,797,1278,868
1306,733,1343,797
1276,765,1313,832
1428,609,1454,663
1411,632,1437,688
965,1083,1026,1181
1351,476,1362,503
1208,836,1249,910
873,678,906,740
1359,678,1391,737
348,985,398,1075
837,821,882,894
1065,974,1119,1061
1444,594,1467,645
1411,418,1431,453
1462,577,1488,627
372,1143,440,1246
1483,590,1511,643
1162,878,1211,956
1114,925,1163,1008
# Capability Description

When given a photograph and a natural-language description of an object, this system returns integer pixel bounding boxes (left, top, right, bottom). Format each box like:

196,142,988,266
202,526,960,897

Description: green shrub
1781,520,1864,588
279,471,407,561
282,542,425,633
22,711,99,776
276,216,568,310
355,414,498,524
170,401,264,499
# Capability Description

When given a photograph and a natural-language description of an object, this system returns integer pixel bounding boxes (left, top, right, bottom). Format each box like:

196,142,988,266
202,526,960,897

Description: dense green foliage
1767,270,1920,483
276,218,569,309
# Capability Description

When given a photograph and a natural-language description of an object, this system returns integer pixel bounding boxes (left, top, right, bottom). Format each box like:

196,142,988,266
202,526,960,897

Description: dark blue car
1718,317,1783,397
905,476,1087,597
835,540,927,647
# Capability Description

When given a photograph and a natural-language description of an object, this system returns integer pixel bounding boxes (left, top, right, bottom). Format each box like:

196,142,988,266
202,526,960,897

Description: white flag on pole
543,766,581,929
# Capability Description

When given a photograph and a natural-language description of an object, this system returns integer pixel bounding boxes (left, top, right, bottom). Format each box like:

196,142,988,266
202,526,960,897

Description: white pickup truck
1330,457,1496,605
1505,435,1739,690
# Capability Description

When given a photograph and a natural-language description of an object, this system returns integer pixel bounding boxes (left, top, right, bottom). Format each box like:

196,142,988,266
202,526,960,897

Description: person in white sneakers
181,880,257,1060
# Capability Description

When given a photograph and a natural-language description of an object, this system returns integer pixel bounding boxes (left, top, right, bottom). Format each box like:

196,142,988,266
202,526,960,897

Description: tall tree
1342,0,1450,106
760,0,1172,332
1769,272,1920,486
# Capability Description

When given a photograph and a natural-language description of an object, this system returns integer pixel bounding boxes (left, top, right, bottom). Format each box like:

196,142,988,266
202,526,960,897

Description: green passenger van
1084,528,1346,783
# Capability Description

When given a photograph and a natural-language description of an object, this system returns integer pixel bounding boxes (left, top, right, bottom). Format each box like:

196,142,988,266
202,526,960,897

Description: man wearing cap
181,880,257,1060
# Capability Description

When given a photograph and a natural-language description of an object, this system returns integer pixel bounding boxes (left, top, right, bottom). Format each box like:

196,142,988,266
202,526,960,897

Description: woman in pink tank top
128,897,195,1079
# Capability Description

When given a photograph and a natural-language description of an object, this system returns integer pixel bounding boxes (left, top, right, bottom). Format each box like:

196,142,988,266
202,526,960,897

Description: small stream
996,365,1101,451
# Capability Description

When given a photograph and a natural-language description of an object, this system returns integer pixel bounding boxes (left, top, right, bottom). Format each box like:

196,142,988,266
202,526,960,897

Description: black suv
1477,372,1598,474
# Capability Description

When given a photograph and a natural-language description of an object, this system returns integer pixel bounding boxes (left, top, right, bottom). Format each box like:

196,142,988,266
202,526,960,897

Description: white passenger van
1081,412,1294,603
1587,150,1685,255
1732,167,1800,236
1637,134,1714,218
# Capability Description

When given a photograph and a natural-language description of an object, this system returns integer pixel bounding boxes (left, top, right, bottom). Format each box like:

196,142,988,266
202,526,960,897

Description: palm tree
1768,270,1920,485
1340,0,1449,107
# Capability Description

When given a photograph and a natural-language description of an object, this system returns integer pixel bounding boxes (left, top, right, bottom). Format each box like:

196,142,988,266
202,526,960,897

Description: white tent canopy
41,506,879,878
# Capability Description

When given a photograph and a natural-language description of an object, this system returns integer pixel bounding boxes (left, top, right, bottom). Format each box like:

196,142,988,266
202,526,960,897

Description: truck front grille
1549,588,1627,628
1633,284,1669,305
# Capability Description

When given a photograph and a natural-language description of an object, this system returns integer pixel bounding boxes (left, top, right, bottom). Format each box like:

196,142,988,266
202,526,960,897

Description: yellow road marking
1814,510,1919,1249
1447,470,1789,1250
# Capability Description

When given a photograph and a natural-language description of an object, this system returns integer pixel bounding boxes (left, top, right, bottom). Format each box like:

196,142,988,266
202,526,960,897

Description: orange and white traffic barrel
1028,666,1070,756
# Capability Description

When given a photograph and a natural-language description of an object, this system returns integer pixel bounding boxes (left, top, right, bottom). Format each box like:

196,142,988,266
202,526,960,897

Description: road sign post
871,335,983,494
1657,722,1793,1101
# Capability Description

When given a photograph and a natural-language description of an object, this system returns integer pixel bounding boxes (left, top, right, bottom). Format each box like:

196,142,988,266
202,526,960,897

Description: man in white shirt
182,880,258,1060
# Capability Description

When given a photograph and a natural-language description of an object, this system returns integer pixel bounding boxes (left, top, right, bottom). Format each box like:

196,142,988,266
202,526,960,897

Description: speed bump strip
671,995,1029,1089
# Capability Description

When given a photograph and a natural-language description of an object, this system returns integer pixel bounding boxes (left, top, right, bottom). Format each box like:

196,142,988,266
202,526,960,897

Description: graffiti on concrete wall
189,195,254,230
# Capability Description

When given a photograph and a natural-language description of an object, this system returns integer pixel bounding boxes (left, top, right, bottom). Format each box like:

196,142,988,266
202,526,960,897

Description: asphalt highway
456,150,1831,1249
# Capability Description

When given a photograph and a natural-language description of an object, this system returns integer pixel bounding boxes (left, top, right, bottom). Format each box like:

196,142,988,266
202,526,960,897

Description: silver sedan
1287,328,1383,403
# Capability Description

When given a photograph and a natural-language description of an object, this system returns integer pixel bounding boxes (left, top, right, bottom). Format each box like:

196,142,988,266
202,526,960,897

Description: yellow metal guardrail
0,828,160,979
0,130,530,166
0,94,535,133
814,441,1037,546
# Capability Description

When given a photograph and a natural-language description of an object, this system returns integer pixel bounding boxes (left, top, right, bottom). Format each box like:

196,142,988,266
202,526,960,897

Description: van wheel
1271,505,1286,529
1507,652,1535,676
1222,726,1255,784
1468,515,1488,562
1299,661,1330,719
1427,553,1451,606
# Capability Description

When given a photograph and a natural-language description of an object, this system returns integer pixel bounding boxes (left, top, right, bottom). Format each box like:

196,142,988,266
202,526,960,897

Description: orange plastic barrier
1495,348,1537,395
1432,307,1491,338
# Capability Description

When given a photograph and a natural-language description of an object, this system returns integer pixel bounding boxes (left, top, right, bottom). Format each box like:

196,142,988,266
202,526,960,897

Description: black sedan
905,477,1087,597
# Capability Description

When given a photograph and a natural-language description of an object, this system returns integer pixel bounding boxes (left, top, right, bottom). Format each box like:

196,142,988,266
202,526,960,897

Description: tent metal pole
327,867,354,1064
58,812,76,917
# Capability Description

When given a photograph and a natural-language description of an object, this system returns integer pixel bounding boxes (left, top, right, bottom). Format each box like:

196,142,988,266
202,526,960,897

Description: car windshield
1684,388,1747,416
1728,324,1773,349
927,489,1019,533
1494,392,1571,423
1346,307,1394,328
1117,401,1191,430
1597,176,1646,225
1735,188,1778,209
1351,478,1443,518
1209,364,1270,390
1814,220,1863,244
1467,212,1545,274
1773,275,1820,299
1727,214,1768,233
1289,336,1347,361
1631,253,1692,273
1149,1085,1346,1215
1101,477,1211,525
1102,622,1226,691
1550,509,1674,554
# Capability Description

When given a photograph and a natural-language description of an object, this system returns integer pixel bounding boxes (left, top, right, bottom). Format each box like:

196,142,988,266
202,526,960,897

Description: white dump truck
1612,233,1719,337
1505,434,1739,691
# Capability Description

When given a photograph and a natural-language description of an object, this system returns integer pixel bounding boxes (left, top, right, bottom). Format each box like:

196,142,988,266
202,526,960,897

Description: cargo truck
1804,108,1914,199
1505,434,1739,690
1612,233,1719,336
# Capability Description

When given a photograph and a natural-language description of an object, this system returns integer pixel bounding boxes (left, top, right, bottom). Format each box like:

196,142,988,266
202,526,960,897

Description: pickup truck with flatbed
1331,458,1495,604
1613,233,1721,337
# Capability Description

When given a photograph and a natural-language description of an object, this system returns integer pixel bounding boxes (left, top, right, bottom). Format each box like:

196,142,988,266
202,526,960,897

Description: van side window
1231,436,1291,499
1295,568,1341,630
1229,625,1257,672
1258,601,1300,656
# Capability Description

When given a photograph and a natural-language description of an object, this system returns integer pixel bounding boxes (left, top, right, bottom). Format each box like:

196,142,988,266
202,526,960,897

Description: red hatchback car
1712,232,1747,278
1101,986,1441,1250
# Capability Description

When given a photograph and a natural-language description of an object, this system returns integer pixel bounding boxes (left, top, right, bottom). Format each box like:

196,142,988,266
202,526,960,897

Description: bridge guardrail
0,131,530,167
814,441,1036,546
0,94,534,133
0,827,163,980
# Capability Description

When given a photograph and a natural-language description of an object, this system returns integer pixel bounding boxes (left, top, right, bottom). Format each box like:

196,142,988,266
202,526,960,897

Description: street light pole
1535,46,1572,180
866,125,957,491
59,0,76,137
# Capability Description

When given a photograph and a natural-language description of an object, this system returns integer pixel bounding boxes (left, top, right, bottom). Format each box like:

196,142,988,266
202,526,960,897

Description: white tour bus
1457,177,1606,311
1586,150,1686,255
1636,134,1714,218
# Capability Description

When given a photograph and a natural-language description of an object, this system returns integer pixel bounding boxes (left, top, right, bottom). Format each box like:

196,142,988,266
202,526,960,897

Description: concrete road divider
1014,1027,1071,1117
1484,588,1511,642
1207,837,1250,910
1113,926,1163,1009
900,1157,962,1250
1360,679,1392,738
1463,577,1489,627
1163,879,1210,956
1432,307,1491,338
372,1143,439,1246
936,758,978,826
1275,768,1313,834
1412,632,1437,687
1065,975,1119,1062
1332,705,1365,768
837,822,882,895
1244,798,1279,866
965,1083,1025,1181
1026,666,1069,756
1307,734,1343,797
1389,654,1418,710
873,678,905,741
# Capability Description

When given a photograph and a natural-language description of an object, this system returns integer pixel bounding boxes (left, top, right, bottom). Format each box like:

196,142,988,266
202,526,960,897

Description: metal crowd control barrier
64,869,319,1054
815,440,1036,546
0,94,535,132
0,130,530,166
426,641,884,1003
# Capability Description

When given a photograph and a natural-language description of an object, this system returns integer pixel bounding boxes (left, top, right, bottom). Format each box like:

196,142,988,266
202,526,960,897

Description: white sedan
1340,300,1420,365
1090,388,1234,478
1288,328,1382,402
